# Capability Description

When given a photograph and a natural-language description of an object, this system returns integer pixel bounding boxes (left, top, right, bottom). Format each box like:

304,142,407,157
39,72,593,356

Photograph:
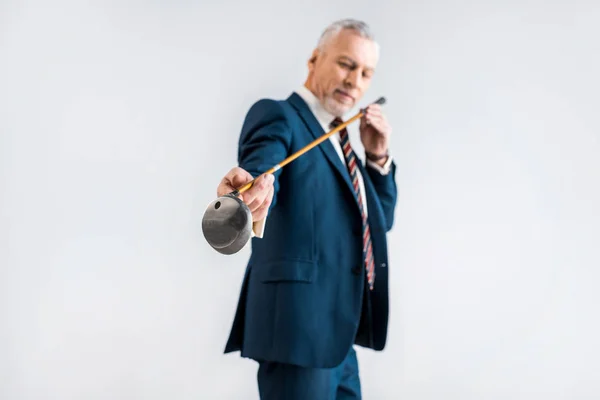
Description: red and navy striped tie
331,117,375,290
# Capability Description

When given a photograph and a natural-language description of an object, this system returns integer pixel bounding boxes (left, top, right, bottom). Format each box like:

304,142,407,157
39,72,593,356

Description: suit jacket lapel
286,92,357,203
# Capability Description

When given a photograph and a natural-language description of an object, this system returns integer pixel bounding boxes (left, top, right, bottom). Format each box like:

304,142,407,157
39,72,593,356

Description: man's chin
324,98,352,117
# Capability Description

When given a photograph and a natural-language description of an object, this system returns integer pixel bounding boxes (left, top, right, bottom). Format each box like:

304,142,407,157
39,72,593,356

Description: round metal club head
202,194,252,255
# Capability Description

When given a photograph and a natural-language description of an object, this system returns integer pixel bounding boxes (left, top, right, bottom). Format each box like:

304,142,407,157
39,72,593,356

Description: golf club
202,96,386,255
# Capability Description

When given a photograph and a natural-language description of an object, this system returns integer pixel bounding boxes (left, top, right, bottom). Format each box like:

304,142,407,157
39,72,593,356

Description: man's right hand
217,167,274,222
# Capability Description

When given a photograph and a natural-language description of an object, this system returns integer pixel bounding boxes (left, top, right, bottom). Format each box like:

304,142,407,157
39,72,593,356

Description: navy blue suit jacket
224,92,398,369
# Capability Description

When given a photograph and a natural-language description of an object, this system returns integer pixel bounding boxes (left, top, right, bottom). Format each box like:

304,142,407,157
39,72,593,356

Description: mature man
216,19,397,399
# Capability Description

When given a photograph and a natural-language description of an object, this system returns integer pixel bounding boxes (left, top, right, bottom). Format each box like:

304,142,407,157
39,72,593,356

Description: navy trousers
256,346,361,400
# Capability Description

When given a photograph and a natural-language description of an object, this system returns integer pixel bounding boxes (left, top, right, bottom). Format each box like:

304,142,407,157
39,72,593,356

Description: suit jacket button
352,265,363,275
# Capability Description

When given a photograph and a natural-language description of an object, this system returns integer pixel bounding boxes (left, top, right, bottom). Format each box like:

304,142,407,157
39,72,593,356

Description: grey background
1,0,599,399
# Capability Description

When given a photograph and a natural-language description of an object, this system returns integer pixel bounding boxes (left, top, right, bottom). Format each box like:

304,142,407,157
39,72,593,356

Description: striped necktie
330,117,375,290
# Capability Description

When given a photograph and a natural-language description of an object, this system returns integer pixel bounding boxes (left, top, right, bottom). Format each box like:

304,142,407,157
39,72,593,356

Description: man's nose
344,70,361,88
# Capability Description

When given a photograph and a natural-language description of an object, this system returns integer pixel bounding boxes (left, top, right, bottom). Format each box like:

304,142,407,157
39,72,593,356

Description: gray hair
316,18,379,55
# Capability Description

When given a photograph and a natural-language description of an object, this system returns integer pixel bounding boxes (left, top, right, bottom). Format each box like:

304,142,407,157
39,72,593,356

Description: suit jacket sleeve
237,99,292,215
366,159,398,231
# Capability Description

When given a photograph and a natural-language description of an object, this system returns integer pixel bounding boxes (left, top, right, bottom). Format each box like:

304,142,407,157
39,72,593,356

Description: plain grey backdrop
1,0,599,398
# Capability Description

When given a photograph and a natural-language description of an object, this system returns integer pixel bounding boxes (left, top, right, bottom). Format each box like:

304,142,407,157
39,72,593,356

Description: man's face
306,29,378,117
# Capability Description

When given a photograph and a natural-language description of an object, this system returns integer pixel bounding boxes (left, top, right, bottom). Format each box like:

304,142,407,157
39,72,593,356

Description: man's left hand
359,104,392,160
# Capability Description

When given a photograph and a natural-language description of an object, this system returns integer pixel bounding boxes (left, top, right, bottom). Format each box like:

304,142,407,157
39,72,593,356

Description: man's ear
307,49,319,74
308,49,319,65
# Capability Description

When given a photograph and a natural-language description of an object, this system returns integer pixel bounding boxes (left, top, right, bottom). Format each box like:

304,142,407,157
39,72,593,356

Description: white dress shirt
251,86,393,237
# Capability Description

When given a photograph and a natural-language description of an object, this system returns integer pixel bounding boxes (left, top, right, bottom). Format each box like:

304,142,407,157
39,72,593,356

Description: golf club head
202,194,252,255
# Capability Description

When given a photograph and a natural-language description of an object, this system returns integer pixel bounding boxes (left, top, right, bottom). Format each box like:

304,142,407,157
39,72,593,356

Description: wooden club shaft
230,96,385,197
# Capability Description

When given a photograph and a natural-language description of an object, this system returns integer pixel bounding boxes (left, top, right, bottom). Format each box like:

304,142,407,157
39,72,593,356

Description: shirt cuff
251,216,267,238
366,155,393,175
